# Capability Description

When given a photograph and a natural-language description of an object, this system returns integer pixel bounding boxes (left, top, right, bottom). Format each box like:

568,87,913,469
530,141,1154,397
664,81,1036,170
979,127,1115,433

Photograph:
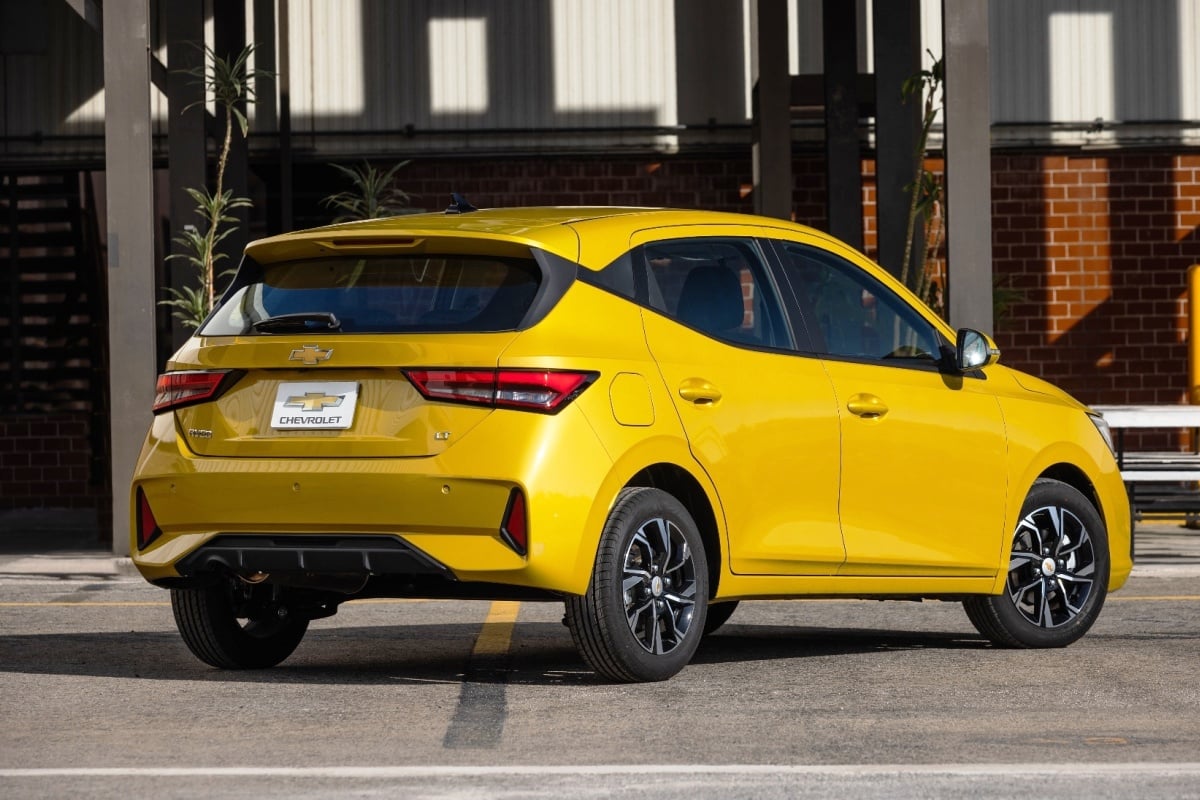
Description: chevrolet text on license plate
271,382,359,430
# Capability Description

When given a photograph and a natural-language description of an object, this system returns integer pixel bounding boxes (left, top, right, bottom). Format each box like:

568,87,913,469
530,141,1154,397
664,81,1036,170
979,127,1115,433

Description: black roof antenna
445,193,478,214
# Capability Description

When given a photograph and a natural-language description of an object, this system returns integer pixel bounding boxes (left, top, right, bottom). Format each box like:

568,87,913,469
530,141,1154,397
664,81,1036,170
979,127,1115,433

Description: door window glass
778,243,941,363
640,238,789,348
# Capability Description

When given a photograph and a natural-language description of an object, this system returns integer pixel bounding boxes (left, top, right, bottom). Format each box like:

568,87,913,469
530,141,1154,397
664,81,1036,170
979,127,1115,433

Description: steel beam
822,0,862,248
750,0,792,220
873,0,922,279
166,1,207,357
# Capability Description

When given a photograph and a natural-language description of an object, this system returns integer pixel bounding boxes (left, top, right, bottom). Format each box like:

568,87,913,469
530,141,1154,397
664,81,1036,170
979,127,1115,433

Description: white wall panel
7,0,1200,160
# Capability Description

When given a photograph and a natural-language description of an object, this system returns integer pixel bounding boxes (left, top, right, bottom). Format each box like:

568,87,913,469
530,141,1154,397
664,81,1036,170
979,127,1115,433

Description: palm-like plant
900,51,945,316
162,43,271,329
321,161,412,222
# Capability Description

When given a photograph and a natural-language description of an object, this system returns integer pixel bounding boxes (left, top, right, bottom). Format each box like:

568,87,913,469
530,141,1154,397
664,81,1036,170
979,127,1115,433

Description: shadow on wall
993,154,1200,417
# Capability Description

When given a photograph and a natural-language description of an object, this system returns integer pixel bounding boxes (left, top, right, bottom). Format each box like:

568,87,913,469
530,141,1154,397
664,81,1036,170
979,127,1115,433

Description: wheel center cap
1041,557,1057,576
651,576,664,597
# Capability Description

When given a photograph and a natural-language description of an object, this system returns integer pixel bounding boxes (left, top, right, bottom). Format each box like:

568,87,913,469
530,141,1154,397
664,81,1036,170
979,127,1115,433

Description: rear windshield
201,255,543,335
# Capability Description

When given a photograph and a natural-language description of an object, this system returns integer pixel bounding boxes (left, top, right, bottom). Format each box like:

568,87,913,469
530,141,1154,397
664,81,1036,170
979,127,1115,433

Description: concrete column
823,0,862,249
873,0,922,279
943,0,993,333
750,0,792,220
102,0,156,556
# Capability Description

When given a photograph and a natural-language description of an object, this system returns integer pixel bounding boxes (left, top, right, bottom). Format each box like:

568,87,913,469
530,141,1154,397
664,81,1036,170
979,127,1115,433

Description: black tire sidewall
172,582,309,669
588,487,709,681
987,479,1110,647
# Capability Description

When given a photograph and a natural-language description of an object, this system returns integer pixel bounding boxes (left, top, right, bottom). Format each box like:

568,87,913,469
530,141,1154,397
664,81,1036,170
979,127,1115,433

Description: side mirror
955,328,1000,372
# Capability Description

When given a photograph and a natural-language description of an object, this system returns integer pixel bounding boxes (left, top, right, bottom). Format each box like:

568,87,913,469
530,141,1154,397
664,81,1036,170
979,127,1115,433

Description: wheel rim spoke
621,515,699,655
1005,503,1096,629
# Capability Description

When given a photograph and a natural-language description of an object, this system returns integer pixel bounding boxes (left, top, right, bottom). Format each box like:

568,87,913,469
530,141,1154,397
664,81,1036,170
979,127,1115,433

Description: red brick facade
0,415,104,511
3,149,1199,521
394,150,1200,408
992,153,1200,407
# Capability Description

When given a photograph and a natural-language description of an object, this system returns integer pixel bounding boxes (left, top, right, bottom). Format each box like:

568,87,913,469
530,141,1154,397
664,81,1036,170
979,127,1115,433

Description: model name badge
270,382,359,430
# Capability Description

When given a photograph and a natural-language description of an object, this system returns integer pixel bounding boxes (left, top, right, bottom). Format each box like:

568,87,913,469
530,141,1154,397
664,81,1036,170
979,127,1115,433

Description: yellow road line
471,601,520,657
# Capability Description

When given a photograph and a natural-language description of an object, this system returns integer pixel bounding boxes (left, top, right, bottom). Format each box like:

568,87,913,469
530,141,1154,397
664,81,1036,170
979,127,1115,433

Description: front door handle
847,393,888,419
678,378,722,405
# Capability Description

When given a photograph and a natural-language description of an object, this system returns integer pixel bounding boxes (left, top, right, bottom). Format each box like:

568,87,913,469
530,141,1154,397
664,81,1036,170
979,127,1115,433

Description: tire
963,478,1109,648
171,580,309,669
565,487,709,682
703,600,739,635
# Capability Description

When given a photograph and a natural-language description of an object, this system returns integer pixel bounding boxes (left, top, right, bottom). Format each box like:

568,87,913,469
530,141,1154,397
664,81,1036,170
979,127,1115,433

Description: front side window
201,255,542,335
778,243,942,363
639,238,789,349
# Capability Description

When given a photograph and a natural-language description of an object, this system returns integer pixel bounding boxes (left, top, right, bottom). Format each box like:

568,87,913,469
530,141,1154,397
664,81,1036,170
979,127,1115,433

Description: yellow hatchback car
131,206,1131,682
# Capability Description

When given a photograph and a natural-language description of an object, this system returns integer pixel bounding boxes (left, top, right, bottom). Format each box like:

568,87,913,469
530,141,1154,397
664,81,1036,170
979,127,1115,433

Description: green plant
321,161,412,222
900,51,945,317
162,43,271,329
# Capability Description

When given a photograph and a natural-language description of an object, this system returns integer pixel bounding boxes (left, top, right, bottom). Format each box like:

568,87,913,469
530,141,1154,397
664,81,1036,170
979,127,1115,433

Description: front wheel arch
965,477,1109,648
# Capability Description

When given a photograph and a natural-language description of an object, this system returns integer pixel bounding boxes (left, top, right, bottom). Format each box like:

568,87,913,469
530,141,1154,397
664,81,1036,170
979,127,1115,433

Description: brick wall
387,149,1200,408
0,414,106,511
992,152,1200,407
5,148,1199,522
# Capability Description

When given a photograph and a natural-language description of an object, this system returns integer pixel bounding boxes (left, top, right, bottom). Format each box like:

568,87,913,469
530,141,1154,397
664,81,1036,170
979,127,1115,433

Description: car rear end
130,212,633,599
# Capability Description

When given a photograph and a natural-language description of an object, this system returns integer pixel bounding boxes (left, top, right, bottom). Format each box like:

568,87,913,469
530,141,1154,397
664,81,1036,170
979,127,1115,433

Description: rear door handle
847,393,888,419
678,378,722,405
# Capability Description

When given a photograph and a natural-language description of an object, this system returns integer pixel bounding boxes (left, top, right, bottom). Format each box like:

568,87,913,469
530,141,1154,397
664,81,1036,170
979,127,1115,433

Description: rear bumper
130,406,615,595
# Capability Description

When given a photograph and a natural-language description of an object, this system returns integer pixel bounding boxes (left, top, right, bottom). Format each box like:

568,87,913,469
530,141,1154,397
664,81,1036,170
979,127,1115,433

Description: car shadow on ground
0,620,990,687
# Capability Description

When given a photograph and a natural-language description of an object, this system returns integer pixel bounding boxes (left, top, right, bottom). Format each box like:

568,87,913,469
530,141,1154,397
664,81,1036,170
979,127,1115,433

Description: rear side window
640,237,790,349
201,255,543,335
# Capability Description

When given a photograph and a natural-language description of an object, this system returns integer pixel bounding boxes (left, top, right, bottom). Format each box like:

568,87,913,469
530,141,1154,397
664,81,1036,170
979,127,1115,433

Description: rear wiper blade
252,312,342,333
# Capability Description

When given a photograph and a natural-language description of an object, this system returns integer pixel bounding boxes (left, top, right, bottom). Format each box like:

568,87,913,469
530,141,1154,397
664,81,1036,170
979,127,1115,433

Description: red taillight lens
136,488,162,550
500,488,528,556
153,370,238,413
404,369,597,414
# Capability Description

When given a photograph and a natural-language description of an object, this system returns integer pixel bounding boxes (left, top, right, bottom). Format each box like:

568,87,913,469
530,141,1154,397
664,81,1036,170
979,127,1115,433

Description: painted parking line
3,762,1200,778
443,600,521,750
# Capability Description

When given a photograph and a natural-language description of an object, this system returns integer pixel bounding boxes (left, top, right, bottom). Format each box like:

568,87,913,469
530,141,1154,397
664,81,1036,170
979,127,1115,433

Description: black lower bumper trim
175,534,450,578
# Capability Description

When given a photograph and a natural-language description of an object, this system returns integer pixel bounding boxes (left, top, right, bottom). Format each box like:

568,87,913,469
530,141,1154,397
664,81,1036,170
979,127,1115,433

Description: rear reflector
153,370,240,414
500,488,528,556
136,488,162,550
404,369,597,414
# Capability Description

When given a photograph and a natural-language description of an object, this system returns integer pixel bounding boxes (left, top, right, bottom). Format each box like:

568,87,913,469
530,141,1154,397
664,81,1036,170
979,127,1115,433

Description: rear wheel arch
627,463,722,597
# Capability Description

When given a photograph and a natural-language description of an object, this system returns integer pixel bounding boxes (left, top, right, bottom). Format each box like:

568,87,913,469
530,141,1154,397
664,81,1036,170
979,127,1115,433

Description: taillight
403,369,597,414
153,370,239,413
500,488,528,556
136,488,162,550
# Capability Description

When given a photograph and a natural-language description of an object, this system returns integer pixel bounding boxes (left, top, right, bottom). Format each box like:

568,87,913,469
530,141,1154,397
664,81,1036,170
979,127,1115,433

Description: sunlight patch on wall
428,17,489,114
1049,11,1114,145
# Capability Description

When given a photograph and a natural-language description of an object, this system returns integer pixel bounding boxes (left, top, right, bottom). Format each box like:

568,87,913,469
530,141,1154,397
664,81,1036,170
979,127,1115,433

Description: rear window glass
201,255,543,335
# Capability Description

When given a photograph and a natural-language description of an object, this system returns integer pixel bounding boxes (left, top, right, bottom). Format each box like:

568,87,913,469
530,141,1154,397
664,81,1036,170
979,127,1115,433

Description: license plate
270,382,359,430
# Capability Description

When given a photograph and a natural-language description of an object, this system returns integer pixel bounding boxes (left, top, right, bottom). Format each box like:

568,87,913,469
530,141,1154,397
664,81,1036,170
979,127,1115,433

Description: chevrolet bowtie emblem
288,345,333,366
283,392,345,412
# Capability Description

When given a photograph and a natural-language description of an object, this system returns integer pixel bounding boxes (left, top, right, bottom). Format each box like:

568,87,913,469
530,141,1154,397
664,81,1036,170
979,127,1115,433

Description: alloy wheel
1006,504,1097,629
621,516,698,654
